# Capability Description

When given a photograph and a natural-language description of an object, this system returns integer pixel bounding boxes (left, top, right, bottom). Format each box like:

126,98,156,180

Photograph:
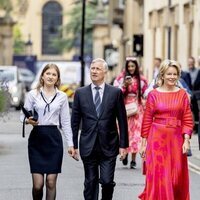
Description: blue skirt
28,125,63,174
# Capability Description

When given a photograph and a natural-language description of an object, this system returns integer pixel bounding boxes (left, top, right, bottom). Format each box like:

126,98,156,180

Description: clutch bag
142,160,146,175
21,105,38,138
21,105,38,121
125,102,138,117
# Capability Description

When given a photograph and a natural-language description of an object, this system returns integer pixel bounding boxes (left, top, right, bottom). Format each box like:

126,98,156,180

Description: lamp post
25,34,33,55
80,0,86,87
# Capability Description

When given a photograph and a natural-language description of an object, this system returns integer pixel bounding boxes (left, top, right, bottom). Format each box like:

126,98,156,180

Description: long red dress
139,89,193,200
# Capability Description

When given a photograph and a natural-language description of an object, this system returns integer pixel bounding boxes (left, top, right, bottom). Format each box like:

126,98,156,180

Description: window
42,1,63,55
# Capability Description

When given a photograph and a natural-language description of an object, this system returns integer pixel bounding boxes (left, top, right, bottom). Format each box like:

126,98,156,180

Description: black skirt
28,125,63,174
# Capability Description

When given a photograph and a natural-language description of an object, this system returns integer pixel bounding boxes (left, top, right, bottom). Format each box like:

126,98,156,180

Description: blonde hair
36,63,61,91
156,59,181,86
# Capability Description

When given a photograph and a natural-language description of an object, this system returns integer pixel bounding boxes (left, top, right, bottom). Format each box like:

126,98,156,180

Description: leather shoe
122,154,128,165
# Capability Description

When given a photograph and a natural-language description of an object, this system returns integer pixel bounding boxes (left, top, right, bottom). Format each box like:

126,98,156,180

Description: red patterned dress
114,71,148,153
139,89,193,200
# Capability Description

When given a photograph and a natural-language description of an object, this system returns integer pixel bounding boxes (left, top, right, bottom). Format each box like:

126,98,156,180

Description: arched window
42,1,63,55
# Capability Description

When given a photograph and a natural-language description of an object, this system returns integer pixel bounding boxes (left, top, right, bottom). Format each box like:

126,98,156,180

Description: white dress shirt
91,82,105,103
20,87,73,147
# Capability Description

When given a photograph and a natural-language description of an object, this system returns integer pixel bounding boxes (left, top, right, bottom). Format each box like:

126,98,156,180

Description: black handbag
21,105,38,137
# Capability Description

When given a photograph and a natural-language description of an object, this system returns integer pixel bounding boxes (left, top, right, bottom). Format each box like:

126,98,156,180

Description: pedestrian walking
113,56,148,169
187,56,200,132
71,58,129,200
20,63,75,200
139,59,194,200
152,57,162,79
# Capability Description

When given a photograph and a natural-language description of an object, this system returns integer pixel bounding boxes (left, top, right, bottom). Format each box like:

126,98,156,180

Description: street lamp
80,0,86,87
25,34,33,55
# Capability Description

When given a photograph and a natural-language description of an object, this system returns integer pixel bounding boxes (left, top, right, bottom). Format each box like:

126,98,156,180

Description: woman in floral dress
139,59,193,200
114,56,148,169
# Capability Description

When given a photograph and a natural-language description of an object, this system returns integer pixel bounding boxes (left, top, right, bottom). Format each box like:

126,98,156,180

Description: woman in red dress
114,56,148,169
139,59,193,200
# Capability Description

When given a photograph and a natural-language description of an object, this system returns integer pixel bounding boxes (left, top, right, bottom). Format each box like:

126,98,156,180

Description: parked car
19,68,35,91
0,66,26,110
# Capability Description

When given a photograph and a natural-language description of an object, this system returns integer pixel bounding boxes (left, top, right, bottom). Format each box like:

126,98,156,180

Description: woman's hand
68,147,79,161
140,138,147,158
182,139,190,154
123,78,132,87
26,117,39,126
140,145,146,158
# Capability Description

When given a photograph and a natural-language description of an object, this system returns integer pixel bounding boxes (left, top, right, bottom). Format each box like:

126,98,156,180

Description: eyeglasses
126,56,137,61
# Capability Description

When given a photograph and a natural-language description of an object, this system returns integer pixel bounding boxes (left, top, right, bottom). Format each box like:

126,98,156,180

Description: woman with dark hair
114,56,148,169
20,63,75,200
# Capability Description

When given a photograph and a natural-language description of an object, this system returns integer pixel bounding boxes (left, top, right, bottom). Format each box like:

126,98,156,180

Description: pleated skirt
28,125,63,174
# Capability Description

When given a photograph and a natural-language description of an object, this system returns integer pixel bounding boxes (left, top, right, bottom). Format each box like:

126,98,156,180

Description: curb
188,161,200,175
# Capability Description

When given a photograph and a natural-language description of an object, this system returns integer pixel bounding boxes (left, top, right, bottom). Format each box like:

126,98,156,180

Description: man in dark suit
181,70,192,90
71,58,128,200
187,56,200,132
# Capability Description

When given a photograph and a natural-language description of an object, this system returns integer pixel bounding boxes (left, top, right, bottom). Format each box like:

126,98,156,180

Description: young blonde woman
139,59,193,200
20,63,75,200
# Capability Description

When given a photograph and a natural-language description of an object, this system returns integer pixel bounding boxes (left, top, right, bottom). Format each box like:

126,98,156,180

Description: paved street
0,110,200,200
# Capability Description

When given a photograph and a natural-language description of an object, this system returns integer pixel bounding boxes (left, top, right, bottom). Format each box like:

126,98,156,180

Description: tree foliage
13,25,26,55
0,0,12,14
52,2,97,57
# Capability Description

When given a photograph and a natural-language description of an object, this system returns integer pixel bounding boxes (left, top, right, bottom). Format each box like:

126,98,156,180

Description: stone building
1,0,200,83
11,0,75,61
142,0,200,81
96,0,200,81
107,0,200,81
0,15,15,65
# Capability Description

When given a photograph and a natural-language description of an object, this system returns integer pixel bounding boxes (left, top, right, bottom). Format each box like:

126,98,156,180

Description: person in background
153,57,162,79
71,58,128,200
187,56,200,132
180,69,192,91
139,59,193,200
20,63,75,200
113,56,148,169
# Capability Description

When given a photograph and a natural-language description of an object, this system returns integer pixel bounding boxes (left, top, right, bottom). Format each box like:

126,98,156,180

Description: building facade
1,0,200,83
143,0,200,80
11,0,75,61
100,0,200,82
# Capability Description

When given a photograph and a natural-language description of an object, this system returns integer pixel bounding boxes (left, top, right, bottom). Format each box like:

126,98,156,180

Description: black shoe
122,155,128,165
130,161,136,169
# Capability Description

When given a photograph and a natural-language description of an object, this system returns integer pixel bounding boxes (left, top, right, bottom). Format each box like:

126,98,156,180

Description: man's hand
68,147,79,161
119,148,127,161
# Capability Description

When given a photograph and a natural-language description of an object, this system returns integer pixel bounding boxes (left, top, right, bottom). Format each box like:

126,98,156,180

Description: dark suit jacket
71,83,129,158
181,70,192,90
193,69,200,91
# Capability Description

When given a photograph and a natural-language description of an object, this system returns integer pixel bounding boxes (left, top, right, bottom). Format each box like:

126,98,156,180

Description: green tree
0,0,12,14
13,25,26,55
53,2,97,58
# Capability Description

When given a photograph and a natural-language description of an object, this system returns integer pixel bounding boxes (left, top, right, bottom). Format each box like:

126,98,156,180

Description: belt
154,117,181,128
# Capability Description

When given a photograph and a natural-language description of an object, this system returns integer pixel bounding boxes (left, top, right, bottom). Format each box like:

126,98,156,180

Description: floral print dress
114,71,148,153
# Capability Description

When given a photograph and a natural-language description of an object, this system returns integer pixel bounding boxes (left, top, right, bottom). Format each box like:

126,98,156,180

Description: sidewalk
188,133,200,174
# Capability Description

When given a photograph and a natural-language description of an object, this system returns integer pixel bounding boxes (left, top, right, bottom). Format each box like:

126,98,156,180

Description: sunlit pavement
0,110,199,200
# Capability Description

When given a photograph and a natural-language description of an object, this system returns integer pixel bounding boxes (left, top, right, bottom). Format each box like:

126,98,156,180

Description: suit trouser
82,145,117,200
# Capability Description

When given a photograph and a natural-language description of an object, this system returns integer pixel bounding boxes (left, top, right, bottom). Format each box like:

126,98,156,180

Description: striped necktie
94,86,101,117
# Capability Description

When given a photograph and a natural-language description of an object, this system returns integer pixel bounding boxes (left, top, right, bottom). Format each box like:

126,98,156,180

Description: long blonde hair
156,59,181,86
36,63,61,91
